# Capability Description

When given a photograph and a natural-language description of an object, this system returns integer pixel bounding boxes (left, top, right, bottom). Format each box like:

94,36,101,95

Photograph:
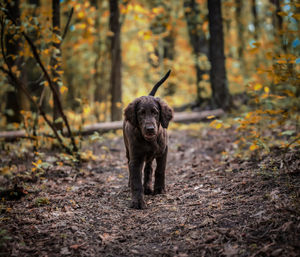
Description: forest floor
0,126,300,257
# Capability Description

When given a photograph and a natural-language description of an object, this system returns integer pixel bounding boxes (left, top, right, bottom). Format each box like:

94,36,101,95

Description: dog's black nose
146,125,155,133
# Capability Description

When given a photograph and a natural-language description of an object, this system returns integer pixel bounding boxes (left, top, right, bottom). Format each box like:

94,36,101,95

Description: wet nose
146,124,155,133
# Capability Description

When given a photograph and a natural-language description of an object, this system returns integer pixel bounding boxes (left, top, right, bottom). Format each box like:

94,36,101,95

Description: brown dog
123,71,173,209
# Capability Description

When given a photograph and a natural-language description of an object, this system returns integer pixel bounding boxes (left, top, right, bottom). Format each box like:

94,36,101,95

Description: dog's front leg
154,146,167,194
129,158,146,209
143,161,153,195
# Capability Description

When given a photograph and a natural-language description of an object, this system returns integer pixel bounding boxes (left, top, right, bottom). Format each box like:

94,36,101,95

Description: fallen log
0,109,224,140
173,109,224,123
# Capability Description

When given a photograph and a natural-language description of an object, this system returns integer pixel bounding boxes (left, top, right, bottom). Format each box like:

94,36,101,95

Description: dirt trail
1,128,299,256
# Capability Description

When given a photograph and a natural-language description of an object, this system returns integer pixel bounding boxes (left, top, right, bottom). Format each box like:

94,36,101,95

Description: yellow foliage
206,115,215,119
254,83,262,91
78,11,84,19
277,11,288,17
209,120,223,130
202,74,209,80
277,60,287,64
264,87,269,94
248,47,259,55
43,48,50,55
282,90,295,97
52,34,61,44
152,6,164,15
249,144,259,151
292,13,300,20
60,85,68,94
0,166,10,175
77,23,87,30
265,52,273,60
143,31,152,40
215,123,222,129
74,3,81,11
202,21,208,32
80,150,98,161
32,159,43,171
83,105,91,115
134,4,147,14
185,7,192,13
87,18,94,26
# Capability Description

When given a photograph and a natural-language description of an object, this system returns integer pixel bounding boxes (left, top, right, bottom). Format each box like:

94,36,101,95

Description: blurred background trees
0,0,299,152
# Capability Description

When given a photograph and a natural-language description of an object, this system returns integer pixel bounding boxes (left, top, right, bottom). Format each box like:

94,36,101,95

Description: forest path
1,128,299,256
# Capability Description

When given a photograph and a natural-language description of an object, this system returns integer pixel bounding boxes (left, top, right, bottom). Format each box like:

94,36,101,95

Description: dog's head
124,96,173,141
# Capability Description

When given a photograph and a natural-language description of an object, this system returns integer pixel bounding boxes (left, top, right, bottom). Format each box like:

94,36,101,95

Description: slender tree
184,0,208,104
207,0,230,110
162,27,176,96
235,0,251,78
109,0,122,121
251,0,260,70
51,0,63,130
147,1,176,96
269,0,286,53
251,0,258,41
92,0,104,103
91,0,110,122
235,0,244,60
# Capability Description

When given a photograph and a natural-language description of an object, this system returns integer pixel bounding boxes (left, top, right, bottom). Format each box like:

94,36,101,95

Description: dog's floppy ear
124,99,139,127
156,98,173,128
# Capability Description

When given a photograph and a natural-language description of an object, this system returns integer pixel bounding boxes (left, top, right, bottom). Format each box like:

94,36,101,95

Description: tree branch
0,66,72,154
0,16,74,154
61,7,74,41
2,9,78,152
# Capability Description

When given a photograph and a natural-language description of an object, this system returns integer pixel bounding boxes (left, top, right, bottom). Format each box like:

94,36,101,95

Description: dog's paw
153,188,166,195
130,199,146,209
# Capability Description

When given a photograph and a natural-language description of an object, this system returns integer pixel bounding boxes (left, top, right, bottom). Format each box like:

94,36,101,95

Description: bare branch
0,17,9,68
0,67,72,154
0,16,73,154
62,7,74,41
2,9,78,152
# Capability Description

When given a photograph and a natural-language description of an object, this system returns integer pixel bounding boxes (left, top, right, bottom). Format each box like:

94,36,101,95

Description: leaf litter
0,127,299,256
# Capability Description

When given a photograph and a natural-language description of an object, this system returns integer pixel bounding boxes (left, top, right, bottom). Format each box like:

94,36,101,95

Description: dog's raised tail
149,70,171,96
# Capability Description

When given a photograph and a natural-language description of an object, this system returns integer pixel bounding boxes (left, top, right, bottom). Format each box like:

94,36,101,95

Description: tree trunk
162,28,176,96
251,0,259,70
269,0,286,53
109,0,122,121
92,0,110,122
91,0,102,103
4,0,29,123
207,0,230,110
235,0,243,58
251,0,258,41
148,1,176,96
184,0,208,104
51,0,63,130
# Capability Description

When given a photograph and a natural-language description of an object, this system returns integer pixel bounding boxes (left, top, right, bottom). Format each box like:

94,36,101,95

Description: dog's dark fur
123,72,173,209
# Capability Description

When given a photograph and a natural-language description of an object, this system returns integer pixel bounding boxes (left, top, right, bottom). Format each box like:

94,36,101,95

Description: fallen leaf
60,247,71,255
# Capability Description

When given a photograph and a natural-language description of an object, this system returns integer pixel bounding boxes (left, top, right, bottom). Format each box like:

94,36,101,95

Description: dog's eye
151,109,158,115
139,110,146,116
